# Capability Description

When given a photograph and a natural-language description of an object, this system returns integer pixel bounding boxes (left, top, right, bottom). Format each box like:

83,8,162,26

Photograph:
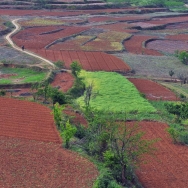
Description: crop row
0,97,61,143
0,136,98,188
32,49,130,72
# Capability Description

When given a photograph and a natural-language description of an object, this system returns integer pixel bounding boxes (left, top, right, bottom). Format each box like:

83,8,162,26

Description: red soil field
0,8,167,17
132,121,188,188
166,22,188,29
32,49,130,72
128,78,178,101
88,15,150,23
124,35,162,56
0,97,61,143
64,106,88,127
51,72,74,92
166,34,188,41
12,25,88,50
0,136,98,188
147,39,188,54
145,15,188,27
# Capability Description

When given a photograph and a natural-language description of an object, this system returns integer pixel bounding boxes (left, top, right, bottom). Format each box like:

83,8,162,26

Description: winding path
5,19,55,68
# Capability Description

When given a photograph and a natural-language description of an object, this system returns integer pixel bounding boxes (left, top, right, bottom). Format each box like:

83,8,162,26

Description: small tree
52,102,64,128
70,61,82,78
178,51,188,65
104,121,157,186
61,120,77,148
54,60,65,69
0,90,6,96
169,70,174,81
177,72,187,86
50,87,66,105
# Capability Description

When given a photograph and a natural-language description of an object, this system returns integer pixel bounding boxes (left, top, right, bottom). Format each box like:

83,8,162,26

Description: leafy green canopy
77,71,156,114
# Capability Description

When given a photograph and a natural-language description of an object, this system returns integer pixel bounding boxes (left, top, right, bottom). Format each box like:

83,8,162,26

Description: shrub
178,51,188,65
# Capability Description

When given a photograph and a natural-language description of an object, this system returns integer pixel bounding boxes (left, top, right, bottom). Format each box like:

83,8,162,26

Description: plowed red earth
32,49,130,72
0,97,61,143
166,34,188,41
124,35,162,56
51,72,74,92
63,106,88,127
131,121,188,188
12,25,88,50
0,8,167,17
128,78,178,101
0,136,98,188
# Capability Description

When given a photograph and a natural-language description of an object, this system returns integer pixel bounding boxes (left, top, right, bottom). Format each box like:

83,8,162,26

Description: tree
50,87,66,105
169,70,174,81
178,51,188,65
165,102,188,122
81,110,157,186
54,60,65,69
177,72,187,85
52,102,64,128
0,90,6,96
104,121,157,186
70,61,82,78
61,120,77,148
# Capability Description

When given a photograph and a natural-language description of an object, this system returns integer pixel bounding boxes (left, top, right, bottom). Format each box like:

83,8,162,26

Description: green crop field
77,71,156,117
0,67,47,84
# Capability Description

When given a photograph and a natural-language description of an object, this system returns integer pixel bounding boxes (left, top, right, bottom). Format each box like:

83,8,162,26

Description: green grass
0,67,47,84
160,82,188,98
77,71,156,118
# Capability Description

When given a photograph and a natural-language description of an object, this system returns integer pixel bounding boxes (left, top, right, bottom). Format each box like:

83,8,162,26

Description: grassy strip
0,67,47,84
77,71,156,118
160,82,188,98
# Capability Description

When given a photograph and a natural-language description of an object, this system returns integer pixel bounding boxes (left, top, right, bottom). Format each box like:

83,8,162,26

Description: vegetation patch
0,67,47,84
77,71,156,115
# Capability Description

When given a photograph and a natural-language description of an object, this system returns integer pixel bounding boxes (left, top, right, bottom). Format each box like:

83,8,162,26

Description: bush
68,78,85,98
0,90,6,96
75,124,87,139
93,168,121,188
178,51,188,65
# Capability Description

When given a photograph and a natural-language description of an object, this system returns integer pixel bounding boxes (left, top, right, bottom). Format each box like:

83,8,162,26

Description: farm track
5,19,55,68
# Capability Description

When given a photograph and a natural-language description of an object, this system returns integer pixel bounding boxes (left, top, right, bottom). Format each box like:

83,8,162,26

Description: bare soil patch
0,136,98,188
64,106,88,127
0,97,61,143
51,72,74,92
132,121,188,188
32,49,130,72
128,78,178,101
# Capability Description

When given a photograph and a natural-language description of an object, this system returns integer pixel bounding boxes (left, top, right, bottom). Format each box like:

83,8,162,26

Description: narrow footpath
5,19,55,68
